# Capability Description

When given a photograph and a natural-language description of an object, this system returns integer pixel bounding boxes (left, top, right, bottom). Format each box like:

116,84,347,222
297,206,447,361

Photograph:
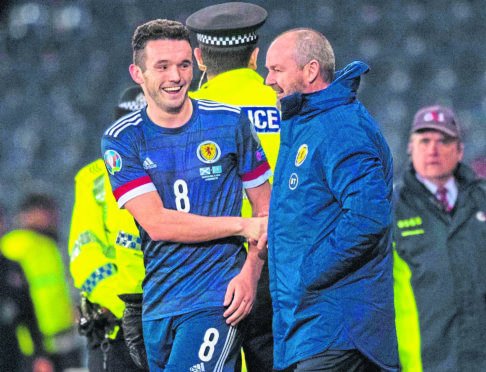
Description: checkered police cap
115,85,146,120
186,2,267,47
196,31,258,46
118,86,146,111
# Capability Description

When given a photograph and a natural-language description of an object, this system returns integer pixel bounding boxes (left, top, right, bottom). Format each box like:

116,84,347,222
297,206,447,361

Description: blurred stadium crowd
1,0,486,255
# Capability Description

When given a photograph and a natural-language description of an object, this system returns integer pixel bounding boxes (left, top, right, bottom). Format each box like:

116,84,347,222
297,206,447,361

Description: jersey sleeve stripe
242,162,272,188
197,100,241,114
105,113,143,137
113,175,156,205
105,112,139,135
117,184,157,208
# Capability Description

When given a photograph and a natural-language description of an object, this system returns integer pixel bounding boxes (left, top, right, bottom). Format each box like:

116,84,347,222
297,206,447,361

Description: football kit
101,98,271,371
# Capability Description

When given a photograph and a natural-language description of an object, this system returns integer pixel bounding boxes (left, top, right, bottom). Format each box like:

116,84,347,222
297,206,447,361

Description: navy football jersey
101,99,271,320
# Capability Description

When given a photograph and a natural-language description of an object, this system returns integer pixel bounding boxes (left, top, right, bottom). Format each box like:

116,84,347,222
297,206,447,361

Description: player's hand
223,269,258,326
243,216,268,242
249,232,268,261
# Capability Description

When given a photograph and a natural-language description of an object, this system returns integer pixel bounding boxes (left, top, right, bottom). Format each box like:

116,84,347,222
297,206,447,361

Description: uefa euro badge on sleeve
104,150,123,175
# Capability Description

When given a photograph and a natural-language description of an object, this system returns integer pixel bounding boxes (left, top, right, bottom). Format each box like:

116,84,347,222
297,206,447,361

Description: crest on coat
295,144,308,166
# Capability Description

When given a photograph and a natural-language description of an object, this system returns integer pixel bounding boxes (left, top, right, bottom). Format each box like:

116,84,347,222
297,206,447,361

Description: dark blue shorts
143,307,245,371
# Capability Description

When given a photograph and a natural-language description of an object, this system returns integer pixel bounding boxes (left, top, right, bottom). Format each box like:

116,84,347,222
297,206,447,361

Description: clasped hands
244,214,269,259
223,215,269,326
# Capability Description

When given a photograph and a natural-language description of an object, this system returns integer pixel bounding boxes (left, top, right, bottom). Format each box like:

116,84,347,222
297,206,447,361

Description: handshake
243,215,269,261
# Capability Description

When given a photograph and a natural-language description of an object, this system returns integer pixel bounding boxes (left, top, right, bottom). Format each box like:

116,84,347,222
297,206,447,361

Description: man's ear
129,64,144,85
458,142,464,161
304,59,320,84
248,47,259,70
407,141,413,156
194,48,206,72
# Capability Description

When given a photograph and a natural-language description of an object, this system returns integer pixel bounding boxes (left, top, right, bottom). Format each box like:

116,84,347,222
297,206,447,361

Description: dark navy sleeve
301,116,393,289
101,129,156,208
236,112,272,189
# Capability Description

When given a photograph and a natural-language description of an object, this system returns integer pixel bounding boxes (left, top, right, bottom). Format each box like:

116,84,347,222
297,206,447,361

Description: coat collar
280,61,370,120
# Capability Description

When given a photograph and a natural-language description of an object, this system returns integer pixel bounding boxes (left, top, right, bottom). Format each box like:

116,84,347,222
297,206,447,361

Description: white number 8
198,328,219,362
174,179,190,212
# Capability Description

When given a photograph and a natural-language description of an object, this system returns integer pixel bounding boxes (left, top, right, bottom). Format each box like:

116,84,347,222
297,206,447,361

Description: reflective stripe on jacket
69,159,144,320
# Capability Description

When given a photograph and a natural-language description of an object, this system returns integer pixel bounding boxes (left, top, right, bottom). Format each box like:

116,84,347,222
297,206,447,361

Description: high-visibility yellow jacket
393,248,422,372
0,229,74,353
191,68,280,218
68,159,144,322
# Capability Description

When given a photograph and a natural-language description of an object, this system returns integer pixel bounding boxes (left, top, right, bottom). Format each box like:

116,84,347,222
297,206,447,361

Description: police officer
69,86,148,371
0,202,49,372
187,3,280,371
1,193,83,372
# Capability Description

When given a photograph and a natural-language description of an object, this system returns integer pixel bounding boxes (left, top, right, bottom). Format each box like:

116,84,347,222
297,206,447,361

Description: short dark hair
132,19,191,70
199,42,256,76
19,193,58,214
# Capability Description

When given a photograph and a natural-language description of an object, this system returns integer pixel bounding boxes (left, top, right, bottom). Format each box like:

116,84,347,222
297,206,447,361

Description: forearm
145,208,248,242
125,191,260,243
241,245,265,280
245,181,271,260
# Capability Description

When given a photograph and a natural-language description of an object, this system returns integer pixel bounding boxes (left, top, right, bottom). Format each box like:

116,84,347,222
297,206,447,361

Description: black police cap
114,85,146,120
186,2,267,47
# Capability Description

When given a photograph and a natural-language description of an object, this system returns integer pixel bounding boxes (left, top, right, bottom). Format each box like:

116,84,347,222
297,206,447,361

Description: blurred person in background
186,2,279,371
471,155,486,178
69,85,148,371
393,105,486,371
0,193,83,372
0,202,49,372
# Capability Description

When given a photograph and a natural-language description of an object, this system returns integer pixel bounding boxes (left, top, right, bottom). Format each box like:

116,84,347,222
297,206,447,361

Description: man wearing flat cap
187,3,280,372
393,105,486,371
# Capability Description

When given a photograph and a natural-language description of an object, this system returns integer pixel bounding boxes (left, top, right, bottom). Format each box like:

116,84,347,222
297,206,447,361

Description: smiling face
130,39,193,121
265,33,307,108
409,130,463,185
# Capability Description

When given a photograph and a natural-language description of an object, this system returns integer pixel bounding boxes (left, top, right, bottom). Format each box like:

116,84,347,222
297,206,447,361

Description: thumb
257,233,268,249
224,281,235,307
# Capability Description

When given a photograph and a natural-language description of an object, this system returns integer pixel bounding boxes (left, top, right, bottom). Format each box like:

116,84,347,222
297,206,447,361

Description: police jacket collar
280,61,370,121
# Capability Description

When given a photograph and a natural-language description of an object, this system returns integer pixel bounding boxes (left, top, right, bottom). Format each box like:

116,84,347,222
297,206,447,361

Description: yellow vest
191,68,280,218
1,229,74,352
68,159,144,320
393,248,423,372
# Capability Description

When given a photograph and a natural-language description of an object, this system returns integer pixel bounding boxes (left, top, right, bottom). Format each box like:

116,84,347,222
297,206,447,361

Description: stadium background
1,0,485,258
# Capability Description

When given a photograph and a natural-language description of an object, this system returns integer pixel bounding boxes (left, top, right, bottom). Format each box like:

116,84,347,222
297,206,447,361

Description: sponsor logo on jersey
143,157,157,170
197,141,221,164
104,150,122,175
295,144,308,167
190,362,205,371
289,173,299,190
242,106,281,133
